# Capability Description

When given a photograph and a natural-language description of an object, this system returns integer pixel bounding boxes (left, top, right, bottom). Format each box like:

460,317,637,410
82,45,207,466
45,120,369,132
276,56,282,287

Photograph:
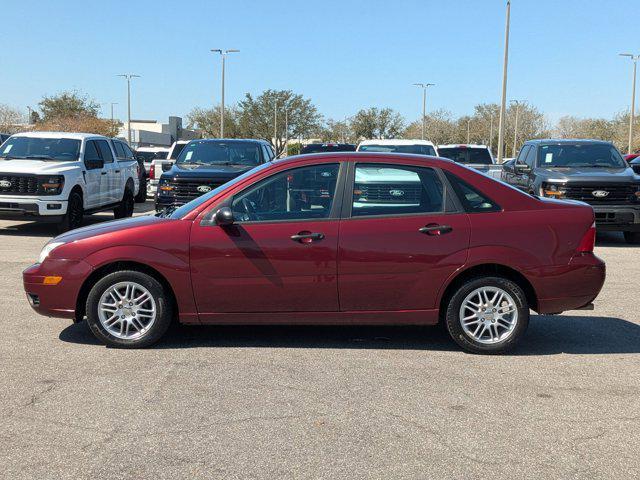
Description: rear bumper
23,259,92,320
592,205,640,231
525,253,606,314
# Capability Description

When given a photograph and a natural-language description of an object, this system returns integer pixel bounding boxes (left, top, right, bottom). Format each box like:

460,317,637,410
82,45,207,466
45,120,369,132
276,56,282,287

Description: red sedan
23,153,605,353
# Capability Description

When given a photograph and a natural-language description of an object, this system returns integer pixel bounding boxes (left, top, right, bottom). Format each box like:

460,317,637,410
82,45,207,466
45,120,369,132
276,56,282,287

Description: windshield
359,144,437,156
0,136,81,161
438,147,493,165
538,144,626,168
136,151,168,161
166,162,272,219
176,140,263,167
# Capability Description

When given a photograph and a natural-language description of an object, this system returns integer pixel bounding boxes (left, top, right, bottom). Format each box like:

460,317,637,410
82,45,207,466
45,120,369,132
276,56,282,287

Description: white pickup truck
0,131,139,232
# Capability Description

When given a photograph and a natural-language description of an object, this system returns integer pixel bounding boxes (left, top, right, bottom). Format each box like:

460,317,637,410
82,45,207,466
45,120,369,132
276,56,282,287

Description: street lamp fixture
620,53,639,154
212,49,240,138
117,74,141,145
413,83,435,140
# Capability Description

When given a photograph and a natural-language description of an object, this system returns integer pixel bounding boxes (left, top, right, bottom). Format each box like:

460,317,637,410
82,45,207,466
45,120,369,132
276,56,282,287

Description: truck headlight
40,175,65,195
541,182,566,198
38,241,65,264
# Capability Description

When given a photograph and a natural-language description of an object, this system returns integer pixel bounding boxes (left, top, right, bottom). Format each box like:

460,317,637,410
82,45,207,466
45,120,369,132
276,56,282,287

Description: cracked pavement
0,202,639,479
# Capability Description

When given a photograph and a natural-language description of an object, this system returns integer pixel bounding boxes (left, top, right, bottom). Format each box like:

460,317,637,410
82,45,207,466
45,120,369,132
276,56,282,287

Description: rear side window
438,147,493,165
96,140,114,163
113,141,126,158
445,171,501,213
352,164,443,217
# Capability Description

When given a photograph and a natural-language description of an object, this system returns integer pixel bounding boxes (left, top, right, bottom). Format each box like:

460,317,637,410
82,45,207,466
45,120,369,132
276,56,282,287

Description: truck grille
563,184,639,204
161,179,226,203
355,183,422,203
0,174,39,195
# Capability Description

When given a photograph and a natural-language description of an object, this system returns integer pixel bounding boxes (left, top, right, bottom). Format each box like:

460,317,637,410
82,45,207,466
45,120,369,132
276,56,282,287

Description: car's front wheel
135,175,147,203
444,276,529,354
114,188,135,218
57,191,84,233
85,270,173,348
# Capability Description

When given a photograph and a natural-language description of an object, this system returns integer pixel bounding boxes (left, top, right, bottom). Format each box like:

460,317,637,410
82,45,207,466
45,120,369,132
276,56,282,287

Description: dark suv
155,139,274,212
501,139,640,243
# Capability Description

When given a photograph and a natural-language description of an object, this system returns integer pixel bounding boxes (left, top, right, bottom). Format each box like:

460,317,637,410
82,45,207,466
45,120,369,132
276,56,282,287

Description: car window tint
84,141,101,161
96,140,114,163
352,164,444,217
113,141,126,158
524,146,537,167
121,143,135,159
515,145,529,164
231,164,340,222
445,171,501,213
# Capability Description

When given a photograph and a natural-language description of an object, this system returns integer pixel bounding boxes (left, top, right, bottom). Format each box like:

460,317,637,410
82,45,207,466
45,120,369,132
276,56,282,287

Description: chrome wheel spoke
459,286,519,345
98,281,157,340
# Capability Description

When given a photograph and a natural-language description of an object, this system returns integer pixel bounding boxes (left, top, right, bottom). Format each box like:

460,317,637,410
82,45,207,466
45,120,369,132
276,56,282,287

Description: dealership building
118,116,200,148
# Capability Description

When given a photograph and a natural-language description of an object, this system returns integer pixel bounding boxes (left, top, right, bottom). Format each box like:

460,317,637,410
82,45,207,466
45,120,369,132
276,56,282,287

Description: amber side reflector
43,276,62,285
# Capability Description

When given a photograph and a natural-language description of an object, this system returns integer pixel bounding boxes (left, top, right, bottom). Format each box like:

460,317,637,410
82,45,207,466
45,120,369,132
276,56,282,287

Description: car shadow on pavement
595,231,636,248
59,314,640,355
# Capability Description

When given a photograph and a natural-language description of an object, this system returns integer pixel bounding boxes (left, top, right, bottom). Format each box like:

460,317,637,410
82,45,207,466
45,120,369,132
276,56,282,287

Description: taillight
150,164,155,180
577,222,596,253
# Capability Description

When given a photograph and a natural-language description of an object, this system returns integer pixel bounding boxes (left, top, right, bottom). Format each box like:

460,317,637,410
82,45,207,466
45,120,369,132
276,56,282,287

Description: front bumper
0,195,68,219
592,205,640,231
23,259,92,320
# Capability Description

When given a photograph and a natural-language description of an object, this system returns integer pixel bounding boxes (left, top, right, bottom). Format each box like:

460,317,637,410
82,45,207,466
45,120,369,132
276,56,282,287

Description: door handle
100,171,107,175
114,169,121,173
419,224,453,236
291,232,325,243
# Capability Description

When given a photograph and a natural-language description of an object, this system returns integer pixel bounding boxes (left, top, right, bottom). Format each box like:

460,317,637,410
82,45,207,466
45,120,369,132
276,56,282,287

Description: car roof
11,131,106,140
188,138,270,145
438,144,489,149
271,151,452,167
358,139,435,146
524,138,613,146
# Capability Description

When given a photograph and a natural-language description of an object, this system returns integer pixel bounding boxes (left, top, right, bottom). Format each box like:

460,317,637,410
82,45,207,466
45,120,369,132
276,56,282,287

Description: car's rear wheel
623,231,640,244
57,191,83,233
114,188,134,218
134,175,147,203
86,270,173,348
445,276,529,354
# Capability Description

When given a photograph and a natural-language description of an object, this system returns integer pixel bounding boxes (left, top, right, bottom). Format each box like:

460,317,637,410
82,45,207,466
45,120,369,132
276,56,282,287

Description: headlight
39,175,65,195
38,241,65,264
541,182,566,198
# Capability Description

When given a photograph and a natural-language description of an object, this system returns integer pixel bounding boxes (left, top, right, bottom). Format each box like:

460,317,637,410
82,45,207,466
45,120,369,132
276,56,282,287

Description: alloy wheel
459,286,518,344
97,281,157,339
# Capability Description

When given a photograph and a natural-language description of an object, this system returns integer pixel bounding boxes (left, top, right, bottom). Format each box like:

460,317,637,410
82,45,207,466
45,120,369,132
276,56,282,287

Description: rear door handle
291,232,325,243
419,224,452,236
100,171,107,175
114,169,121,173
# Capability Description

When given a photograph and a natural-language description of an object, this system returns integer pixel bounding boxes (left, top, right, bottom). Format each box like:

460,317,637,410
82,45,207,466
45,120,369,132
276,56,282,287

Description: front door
338,162,471,312
190,163,343,319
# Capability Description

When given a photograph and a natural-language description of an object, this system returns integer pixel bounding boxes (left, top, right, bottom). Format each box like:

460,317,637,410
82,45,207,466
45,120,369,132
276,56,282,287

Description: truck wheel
134,176,147,203
57,191,84,233
623,231,640,244
444,276,529,354
114,188,134,219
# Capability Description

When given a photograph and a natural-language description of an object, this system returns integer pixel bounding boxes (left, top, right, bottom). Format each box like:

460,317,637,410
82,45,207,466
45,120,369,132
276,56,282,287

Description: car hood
0,159,80,174
53,215,169,244
536,166,638,183
164,163,255,180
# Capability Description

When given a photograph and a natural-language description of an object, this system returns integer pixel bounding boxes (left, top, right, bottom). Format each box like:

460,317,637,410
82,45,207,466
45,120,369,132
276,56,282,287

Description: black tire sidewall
86,270,173,348
445,276,529,354
114,188,134,218
58,191,83,233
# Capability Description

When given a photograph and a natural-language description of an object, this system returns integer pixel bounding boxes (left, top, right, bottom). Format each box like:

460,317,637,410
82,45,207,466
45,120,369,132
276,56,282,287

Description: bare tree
0,104,24,133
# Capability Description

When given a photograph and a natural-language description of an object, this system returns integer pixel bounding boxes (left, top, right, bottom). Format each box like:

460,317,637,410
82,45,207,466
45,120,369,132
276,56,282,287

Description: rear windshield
0,136,81,161
538,144,626,168
438,147,493,165
176,141,262,167
358,144,437,156
301,144,356,154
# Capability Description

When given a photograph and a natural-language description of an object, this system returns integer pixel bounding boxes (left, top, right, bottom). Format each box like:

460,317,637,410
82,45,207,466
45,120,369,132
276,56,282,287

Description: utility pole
26,106,32,124
511,100,521,157
497,0,511,163
117,74,140,144
489,114,494,152
211,49,239,138
274,101,278,155
284,108,289,156
467,119,471,143
413,83,435,140
620,53,639,154
110,103,118,124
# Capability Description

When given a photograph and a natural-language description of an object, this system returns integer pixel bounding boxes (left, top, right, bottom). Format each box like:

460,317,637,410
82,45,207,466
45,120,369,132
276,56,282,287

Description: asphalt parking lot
0,201,638,479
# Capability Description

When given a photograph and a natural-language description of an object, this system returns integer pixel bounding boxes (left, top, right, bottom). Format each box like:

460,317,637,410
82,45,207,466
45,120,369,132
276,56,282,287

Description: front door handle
101,171,107,175
114,169,121,173
291,231,325,244
419,224,453,236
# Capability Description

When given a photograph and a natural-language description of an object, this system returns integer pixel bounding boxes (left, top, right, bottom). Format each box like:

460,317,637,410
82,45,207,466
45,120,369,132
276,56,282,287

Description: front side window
231,164,340,222
177,140,262,167
537,143,626,168
352,164,443,217
358,144,437,156
0,136,81,161
84,141,101,162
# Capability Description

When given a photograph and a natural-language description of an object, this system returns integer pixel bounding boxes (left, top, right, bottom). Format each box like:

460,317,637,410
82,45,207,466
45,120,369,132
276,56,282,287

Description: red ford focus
23,153,605,353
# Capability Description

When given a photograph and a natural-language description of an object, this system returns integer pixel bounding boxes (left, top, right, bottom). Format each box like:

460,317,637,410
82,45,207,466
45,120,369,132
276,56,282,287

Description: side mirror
214,207,234,226
85,158,104,170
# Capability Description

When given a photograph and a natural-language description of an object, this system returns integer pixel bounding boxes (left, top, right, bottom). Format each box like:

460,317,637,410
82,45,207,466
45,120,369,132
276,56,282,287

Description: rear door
337,161,471,312
82,140,105,208
96,139,120,203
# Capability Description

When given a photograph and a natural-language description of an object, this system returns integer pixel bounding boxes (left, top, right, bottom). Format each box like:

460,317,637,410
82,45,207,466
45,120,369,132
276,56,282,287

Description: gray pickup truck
501,139,640,244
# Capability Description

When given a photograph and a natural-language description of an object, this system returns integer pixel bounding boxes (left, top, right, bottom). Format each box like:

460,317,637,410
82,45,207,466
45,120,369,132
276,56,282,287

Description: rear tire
134,176,147,203
114,187,134,218
85,270,173,348
445,276,529,354
623,231,640,244
57,191,83,233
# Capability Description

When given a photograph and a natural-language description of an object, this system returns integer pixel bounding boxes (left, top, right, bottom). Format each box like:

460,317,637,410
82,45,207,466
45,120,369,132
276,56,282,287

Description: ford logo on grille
389,189,405,197
197,185,212,193
0,180,11,188
592,190,609,198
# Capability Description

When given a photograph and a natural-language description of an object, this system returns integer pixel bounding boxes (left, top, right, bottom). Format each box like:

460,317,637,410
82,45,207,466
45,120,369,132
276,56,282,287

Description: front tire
114,188,134,218
57,191,83,233
623,231,640,244
445,276,529,354
134,176,147,203
85,270,173,348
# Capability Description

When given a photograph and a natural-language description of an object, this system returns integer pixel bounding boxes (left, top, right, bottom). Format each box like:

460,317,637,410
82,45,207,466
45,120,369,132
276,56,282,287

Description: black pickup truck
155,139,275,212
501,139,640,244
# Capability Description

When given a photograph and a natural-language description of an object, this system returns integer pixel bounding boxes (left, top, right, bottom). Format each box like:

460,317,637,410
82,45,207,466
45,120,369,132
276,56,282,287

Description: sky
1,0,638,125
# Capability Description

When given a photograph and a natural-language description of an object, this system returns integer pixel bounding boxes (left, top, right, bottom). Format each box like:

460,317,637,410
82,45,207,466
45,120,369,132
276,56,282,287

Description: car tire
444,276,529,354
85,270,173,348
623,231,640,244
134,176,147,203
57,191,84,233
114,187,134,218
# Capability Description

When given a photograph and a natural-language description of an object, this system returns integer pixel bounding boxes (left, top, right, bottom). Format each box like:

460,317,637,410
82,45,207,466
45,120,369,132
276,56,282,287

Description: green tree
38,90,100,122
320,118,353,143
186,105,241,138
350,107,405,140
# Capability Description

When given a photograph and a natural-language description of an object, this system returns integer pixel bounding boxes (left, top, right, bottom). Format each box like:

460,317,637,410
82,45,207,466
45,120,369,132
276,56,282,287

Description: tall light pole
467,119,471,143
284,108,289,156
620,53,639,154
489,114,494,152
511,100,521,157
110,103,118,124
413,83,435,140
497,0,511,163
274,101,278,155
211,49,239,138
117,74,140,144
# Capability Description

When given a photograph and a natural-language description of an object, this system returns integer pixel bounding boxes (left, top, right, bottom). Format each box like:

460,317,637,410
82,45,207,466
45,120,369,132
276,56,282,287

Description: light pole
274,101,278,155
284,108,289,156
620,53,639,154
211,49,239,138
511,100,521,157
110,103,118,124
497,0,511,163
26,106,32,124
117,74,140,144
489,114,494,152
467,119,471,143
413,83,435,140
